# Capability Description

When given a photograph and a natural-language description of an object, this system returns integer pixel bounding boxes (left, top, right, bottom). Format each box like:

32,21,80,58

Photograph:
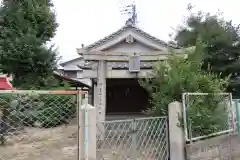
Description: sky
51,0,240,63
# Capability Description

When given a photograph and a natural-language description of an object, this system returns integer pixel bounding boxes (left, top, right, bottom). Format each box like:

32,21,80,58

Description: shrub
140,42,230,135
1,93,77,128
185,93,230,137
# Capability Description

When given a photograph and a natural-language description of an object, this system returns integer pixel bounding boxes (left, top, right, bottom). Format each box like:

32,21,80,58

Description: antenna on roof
120,2,138,26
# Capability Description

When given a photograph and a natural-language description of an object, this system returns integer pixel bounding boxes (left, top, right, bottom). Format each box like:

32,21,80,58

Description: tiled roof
60,57,83,66
53,71,91,88
81,24,177,52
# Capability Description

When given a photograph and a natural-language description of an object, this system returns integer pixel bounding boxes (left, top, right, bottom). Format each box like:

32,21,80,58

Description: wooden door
106,79,149,114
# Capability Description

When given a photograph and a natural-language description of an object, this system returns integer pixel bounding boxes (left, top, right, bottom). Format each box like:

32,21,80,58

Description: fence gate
96,117,169,160
0,90,84,160
182,92,234,142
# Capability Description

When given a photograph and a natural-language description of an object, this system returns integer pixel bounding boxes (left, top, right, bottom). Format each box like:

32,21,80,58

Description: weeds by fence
182,92,234,142
0,90,84,160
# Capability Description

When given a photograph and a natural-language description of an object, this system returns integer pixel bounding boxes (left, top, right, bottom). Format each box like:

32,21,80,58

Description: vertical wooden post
93,84,98,118
96,60,106,142
96,60,106,122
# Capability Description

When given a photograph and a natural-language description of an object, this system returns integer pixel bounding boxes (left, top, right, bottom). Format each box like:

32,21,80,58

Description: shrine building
60,21,186,121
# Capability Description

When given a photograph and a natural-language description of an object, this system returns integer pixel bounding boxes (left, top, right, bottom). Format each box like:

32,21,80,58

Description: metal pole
189,119,193,144
235,100,240,133
131,119,137,160
165,118,169,159
184,92,230,96
0,106,7,145
77,90,82,160
229,93,236,133
182,93,189,141
84,93,89,160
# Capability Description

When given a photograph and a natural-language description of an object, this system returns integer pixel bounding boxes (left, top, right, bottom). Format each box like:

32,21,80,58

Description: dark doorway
106,78,149,114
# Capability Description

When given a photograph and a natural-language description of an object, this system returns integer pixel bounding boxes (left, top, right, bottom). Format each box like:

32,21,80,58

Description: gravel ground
0,125,78,160
0,115,167,160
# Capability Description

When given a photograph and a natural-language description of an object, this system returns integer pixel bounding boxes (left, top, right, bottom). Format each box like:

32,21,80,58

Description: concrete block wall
186,133,240,160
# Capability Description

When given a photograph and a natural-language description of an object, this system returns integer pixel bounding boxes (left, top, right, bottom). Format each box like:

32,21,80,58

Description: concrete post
168,101,185,160
79,104,96,160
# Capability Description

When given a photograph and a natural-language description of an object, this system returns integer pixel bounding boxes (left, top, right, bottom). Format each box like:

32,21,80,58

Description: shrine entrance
106,78,149,116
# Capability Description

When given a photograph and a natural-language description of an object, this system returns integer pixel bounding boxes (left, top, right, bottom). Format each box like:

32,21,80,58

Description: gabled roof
53,71,91,88
60,57,83,66
77,23,177,53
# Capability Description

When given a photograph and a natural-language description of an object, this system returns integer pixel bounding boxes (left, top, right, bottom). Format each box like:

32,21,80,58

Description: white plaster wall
103,41,159,53
76,71,92,86
78,78,91,87
62,58,85,70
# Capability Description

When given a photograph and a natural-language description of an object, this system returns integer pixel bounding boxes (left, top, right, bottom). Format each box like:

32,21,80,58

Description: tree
140,42,230,136
174,5,240,95
0,0,59,89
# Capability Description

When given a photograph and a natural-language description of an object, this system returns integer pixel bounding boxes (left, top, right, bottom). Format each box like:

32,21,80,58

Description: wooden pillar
90,79,94,105
96,60,106,122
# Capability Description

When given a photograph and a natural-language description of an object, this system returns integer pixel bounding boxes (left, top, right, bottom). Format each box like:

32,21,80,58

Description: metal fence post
235,100,240,133
189,119,193,143
166,118,169,159
229,93,236,133
182,93,188,141
0,105,7,145
77,91,82,160
131,119,137,160
84,93,89,160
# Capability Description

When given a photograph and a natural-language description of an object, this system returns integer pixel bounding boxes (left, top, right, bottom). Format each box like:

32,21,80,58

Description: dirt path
0,125,78,160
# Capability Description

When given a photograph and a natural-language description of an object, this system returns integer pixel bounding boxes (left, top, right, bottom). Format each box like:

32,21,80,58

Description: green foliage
174,5,240,94
2,93,76,128
16,74,72,90
140,42,229,135
185,94,229,136
0,0,59,89
141,42,229,115
21,95,76,128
